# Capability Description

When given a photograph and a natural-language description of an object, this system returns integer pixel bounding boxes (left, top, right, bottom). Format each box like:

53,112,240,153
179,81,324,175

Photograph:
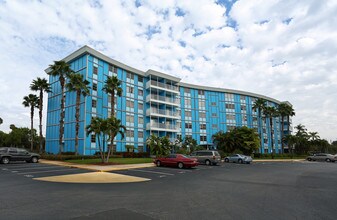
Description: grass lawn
67,157,153,165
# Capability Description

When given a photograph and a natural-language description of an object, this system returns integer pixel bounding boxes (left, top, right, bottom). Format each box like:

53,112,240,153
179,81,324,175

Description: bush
41,154,99,161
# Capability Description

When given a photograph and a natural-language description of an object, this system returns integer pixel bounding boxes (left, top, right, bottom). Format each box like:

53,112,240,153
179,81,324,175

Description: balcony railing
146,80,179,92
146,108,179,118
146,94,180,105
146,122,179,131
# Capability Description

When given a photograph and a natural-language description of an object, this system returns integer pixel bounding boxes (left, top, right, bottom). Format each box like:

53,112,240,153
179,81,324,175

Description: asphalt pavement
1,160,337,220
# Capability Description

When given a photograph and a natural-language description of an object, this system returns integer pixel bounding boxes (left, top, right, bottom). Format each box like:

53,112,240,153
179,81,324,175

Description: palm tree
309,132,320,141
103,76,123,154
30,77,51,153
86,117,105,162
103,76,123,117
22,94,39,151
66,73,90,155
252,98,266,152
283,134,298,158
278,103,295,153
147,134,168,157
263,106,279,157
212,131,227,151
105,117,126,162
0,117,2,125
47,60,73,154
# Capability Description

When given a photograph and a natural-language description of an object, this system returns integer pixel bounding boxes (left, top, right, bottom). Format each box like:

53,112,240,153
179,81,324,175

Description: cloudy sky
0,0,336,142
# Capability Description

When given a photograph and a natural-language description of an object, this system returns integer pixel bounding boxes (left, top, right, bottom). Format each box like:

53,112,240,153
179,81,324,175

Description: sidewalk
253,159,305,162
39,159,155,172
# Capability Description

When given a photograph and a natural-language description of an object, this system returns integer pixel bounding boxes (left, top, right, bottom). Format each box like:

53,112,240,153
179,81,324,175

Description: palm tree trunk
270,117,274,158
258,110,263,153
30,106,34,151
75,91,81,155
106,132,116,163
39,90,43,154
110,90,115,156
97,134,104,163
59,78,65,154
281,115,284,154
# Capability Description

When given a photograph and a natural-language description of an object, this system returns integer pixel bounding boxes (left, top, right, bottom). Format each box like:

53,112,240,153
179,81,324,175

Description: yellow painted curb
33,172,151,183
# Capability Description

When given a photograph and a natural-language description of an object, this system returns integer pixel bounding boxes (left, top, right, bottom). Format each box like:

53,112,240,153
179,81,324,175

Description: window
200,136,207,142
138,89,143,96
185,98,191,106
185,123,192,129
200,124,206,130
185,88,190,93
198,90,204,95
241,105,246,111
126,130,134,137
93,83,97,91
126,100,134,108
185,111,192,117
127,86,134,94
211,113,217,117
138,103,143,111
200,112,206,118
109,65,117,73
93,66,98,75
127,72,134,80
226,103,235,109
91,134,96,143
226,114,235,120
126,115,134,123
225,93,234,100
138,117,144,124
138,76,143,83
138,131,143,138
92,100,97,108
199,100,205,107
212,124,218,129
211,102,216,106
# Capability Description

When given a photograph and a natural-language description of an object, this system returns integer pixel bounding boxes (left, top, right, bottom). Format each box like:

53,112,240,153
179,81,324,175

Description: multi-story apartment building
45,46,292,155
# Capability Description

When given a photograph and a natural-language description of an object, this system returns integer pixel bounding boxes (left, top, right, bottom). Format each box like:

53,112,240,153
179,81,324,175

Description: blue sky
0,0,336,141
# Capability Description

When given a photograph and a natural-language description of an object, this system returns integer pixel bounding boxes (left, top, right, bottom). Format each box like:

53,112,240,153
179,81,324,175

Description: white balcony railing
146,80,179,92
146,122,179,131
146,108,179,118
146,94,180,105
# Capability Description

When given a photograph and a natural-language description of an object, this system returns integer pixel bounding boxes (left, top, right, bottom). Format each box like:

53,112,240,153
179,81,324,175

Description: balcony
146,108,180,119
146,122,179,132
146,80,179,93
146,94,180,106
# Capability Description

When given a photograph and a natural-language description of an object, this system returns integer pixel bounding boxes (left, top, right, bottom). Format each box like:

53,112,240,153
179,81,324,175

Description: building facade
45,46,292,155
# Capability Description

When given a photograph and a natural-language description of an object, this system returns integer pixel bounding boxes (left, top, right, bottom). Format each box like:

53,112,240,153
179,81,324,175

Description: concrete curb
39,159,155,172
253,159,306,162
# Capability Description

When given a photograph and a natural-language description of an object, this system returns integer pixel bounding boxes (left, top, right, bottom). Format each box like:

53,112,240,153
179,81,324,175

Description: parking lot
1,160,337,219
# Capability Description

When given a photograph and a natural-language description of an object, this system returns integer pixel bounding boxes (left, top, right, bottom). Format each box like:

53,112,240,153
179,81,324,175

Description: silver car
224,154,252,164
190,150,221,165
307,153,336,162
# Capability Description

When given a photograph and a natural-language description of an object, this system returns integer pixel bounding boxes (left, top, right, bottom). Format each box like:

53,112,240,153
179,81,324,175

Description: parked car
190,150,221,165
224,154,253,164
154,154,199,169
307,153,336,162
0,147,40,164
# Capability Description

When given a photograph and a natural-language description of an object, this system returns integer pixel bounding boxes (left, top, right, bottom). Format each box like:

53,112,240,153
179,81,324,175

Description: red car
154,154,199,169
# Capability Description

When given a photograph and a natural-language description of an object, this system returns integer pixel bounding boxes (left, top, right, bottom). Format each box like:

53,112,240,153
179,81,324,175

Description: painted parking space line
5,165,61,171
132,169,175,176
151,167,194,172
17,168,77,175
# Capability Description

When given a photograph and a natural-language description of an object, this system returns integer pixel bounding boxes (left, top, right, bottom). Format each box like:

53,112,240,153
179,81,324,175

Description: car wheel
1,157,10,164
156,160,161,167
325,158,331,162
238,159,243,164
307,158,312,161
31,157,38,163
205,160,211,166
224,158,229,163
178,162,184,169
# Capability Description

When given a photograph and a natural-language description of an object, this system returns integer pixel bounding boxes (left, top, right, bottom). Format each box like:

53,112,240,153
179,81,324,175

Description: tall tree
103,76,123,154
278,103,295,153
22,94,39,151
105,117,126,162
47,60,73,154
252,98,266,152
263,106,279,156
66,73,90,155
30,77,51,153
103,76,123,118
309,132,320,141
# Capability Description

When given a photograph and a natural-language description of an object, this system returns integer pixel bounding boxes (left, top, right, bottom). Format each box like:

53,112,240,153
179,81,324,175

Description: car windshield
180,155,190,158
214,151,220,156
0,148,7,153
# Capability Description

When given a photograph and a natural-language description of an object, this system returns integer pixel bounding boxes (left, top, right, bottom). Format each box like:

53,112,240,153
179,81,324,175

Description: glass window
185,88,190,93
126,100,134,108
93,66,98,75
93,83,97,91
138,117,144,124
198,90,204,95
138,131,143,138
92,100,97,108
127,86,134,94
185,111,192,117
200,124,206,130
211,102,216,106
91,134,96,143
138,76,143,83
138,89,143,96
127,72,134,80
138,103,143,110
200,136,207,141
200,112,206,118
185,123,192,129
109,64,117,73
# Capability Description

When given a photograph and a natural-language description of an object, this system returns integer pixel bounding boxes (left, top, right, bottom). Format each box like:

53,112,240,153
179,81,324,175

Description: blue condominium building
45,46,292,155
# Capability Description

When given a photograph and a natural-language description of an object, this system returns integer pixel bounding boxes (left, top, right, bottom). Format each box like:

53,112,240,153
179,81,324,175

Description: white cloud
0,0,336,142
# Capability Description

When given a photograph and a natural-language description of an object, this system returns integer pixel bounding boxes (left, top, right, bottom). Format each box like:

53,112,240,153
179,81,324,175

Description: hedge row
41,152,150,161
